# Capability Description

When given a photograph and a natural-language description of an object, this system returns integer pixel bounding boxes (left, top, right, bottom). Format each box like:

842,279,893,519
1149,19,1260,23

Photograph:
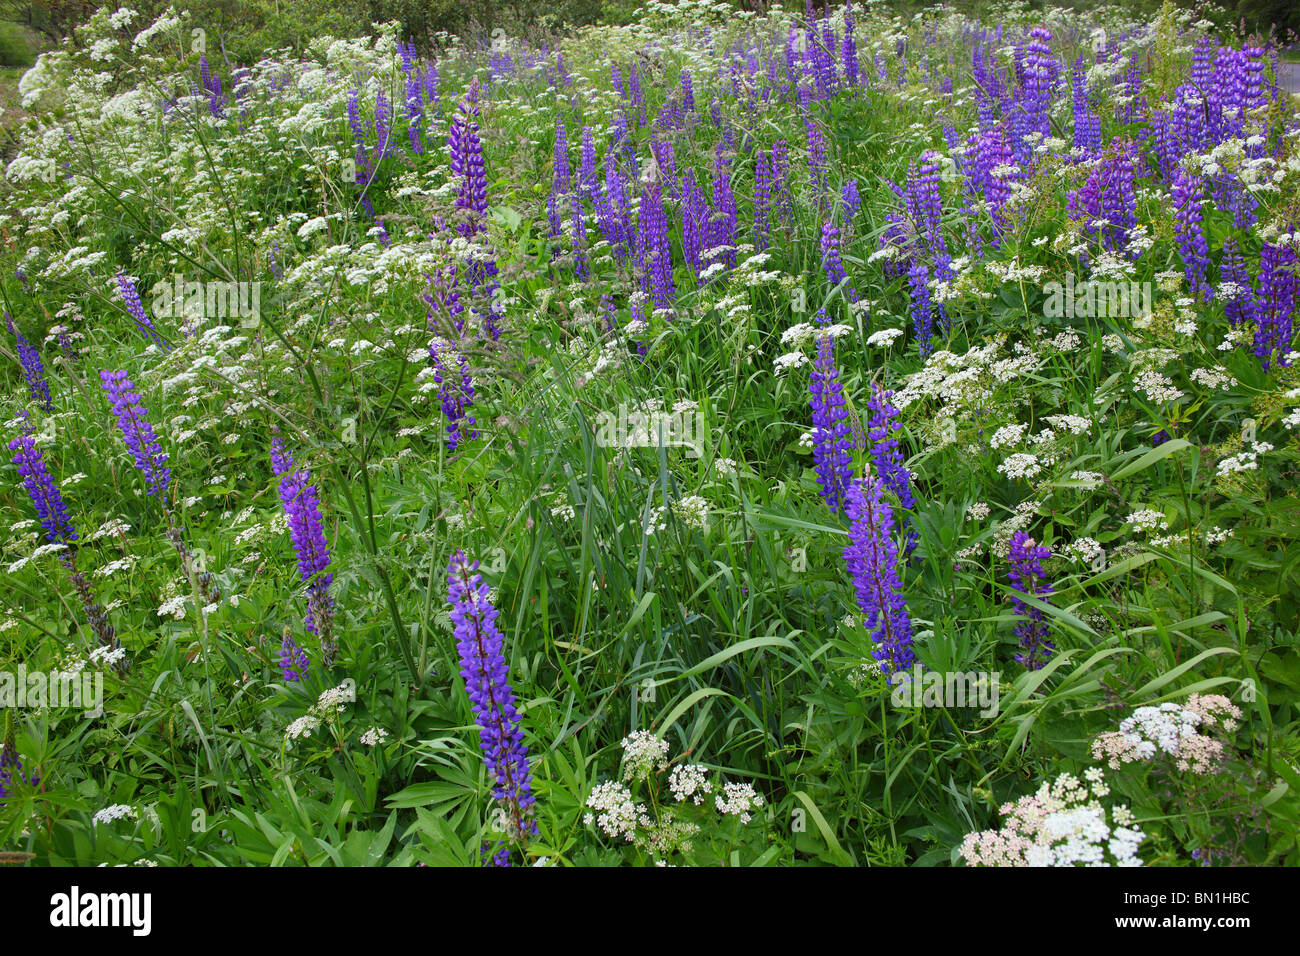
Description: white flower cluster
1121,705,1197,755
285,715,320,742
1216,441,1272,478
1189,366,1234,391
92,804,139,826
584,781,642,842
1124,509,1169,534
960,770,1145,867
714,782,764,824
1029,803,1144,867
620,731,670,782
997,452,1043,480
584,734,764,858
1065,537,1103,566
668,764,713,805
990,423,1028,449
315,683,354,714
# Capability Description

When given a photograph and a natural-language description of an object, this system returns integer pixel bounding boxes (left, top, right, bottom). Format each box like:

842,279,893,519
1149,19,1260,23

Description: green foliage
0,1,1296,868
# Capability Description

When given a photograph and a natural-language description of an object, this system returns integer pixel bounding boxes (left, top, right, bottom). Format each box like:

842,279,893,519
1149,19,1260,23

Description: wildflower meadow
1,0,1298,894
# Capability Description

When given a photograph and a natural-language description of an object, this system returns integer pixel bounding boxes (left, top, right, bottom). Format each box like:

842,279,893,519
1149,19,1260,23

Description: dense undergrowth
0,0,1298,866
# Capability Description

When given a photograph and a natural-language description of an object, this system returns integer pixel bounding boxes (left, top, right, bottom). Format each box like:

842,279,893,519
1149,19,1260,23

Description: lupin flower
280,629,309,683
1255,242,1297,371
579,126,598,199
1011,27,1058,159
101,370,171,499
115,274,169,350
753,150,773,250
405,76,424,153
549,121,570,237
843,475,915,674
1007,531,1055,670
1070,58,1100,154
706,152,736,269
449,83,488,239
598,147,634,262
865,386,918,555
803,110,829,202
374,88,393,160
199,54,224,116
9,414,76,545
637,171,675,315
682,168,707,279
6,314,51,410
1172,167,1210,299
446,550,536,842
429,336,478,451
9,416,121,664
842,7,858,86
1066,140,1137,253
1220,238,1256,328
808,311,854,514
842,179,861,219
274,443,337,663
570,192,589,281
279,462,333,588
820,220,857,303
908,261,935,357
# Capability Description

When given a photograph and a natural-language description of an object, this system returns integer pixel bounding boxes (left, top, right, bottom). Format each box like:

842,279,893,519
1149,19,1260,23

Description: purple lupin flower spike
10,415,121,664
6,314,52,410
429,336,478,451
1007,530,1055,670
449,82,488,240
579,126,598,200
682,168,707,280
808,311,854,514
637,171,675,316
842,179,861,219
842,5,859,86
1070,57,1100,154
115,273,169,350
820,220,857,303
405,74,424,154
275,448,336,662
908,260,934,357
865,385,918,556
706,151,736,269
549,121,570,237
280,629,309,683
753,149,773,250
101,369,171,499
843,475,915,675
271,430,294,477
1172,166,1211,299
1255,241,1298,371
9,414,75,545
446,549,536,843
